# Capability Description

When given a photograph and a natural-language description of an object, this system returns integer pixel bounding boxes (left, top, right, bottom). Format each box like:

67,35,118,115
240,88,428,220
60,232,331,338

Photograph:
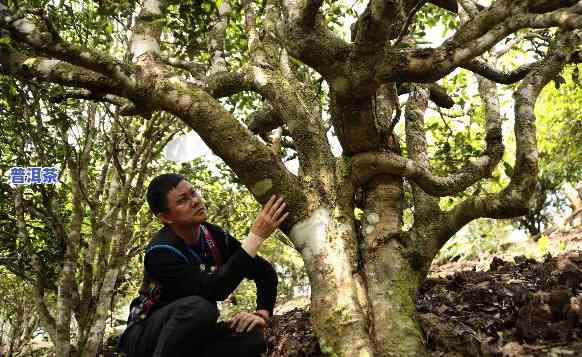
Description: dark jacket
132,222,278,317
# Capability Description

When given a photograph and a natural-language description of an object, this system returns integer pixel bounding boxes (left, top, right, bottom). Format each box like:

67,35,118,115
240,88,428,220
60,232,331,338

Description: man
118,173,288,357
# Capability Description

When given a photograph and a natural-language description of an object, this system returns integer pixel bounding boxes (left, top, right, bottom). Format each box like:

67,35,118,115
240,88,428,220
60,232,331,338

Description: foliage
537,65,582,185
0,267,40,355
434,218,515,264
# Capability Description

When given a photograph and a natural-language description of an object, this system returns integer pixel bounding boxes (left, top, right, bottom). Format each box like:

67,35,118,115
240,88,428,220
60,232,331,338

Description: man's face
159,179,207,226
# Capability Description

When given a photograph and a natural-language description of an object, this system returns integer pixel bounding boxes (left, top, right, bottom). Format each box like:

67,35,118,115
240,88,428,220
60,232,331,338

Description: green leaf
537,234,550,253
572,66,580,86
503,162,514,178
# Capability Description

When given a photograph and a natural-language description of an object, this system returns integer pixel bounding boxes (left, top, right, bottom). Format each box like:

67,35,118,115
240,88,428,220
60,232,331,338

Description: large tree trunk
291,148,430,356
360,176,427,356
293,207,375,356
293,201,428,357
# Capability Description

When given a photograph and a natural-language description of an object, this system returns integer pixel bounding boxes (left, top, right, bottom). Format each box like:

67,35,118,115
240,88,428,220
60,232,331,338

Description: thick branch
150,71,309,229
373,2,582,83
283,0,324,28
248,105,284,136
352,0,412,48
204,63,334,177
351,150,500,197
204,70,254,98
208,0,231,74
355,53,503,196
405,86,442,225
246,67,334,177
428,0,458,13
0,6,135,87
0,45,125,97
130,0,169,62
281,0,351,79
528,0,580,14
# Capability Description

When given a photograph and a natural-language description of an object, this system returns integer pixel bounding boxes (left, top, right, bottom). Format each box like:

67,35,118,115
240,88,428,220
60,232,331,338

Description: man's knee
173,295,218,324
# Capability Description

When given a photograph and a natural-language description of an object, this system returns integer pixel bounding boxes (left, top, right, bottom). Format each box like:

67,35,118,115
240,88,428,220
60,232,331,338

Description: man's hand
242,195,288,257
250,195,289,239
229,311,267,333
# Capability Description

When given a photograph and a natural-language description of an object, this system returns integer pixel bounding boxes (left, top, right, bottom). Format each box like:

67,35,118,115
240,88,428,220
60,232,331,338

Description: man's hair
146,173,186,215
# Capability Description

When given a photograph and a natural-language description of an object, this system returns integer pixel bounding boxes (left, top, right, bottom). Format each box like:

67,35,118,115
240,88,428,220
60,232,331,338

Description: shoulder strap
146,244,190,264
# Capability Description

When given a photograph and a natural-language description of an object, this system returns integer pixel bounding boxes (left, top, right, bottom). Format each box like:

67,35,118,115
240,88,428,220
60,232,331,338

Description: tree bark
564,182,582,211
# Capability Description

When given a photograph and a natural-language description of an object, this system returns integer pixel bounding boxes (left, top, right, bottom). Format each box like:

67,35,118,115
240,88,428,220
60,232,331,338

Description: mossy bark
298,197,429,357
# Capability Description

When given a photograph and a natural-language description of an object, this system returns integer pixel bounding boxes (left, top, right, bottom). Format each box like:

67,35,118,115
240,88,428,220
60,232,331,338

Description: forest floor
265,228,582,357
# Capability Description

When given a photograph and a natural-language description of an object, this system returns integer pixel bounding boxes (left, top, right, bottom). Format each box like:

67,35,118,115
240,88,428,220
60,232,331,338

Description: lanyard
185,226,222,268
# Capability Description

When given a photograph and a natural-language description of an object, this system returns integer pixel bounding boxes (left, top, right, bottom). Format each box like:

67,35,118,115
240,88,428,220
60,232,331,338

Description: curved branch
204,63,334,177
352,0,413,48
354,56,504,197
0,6,135,87
462,59,538,84
148,71,308,231
440,30,580,244
248,105,284,136
0,45,125,97
49,89,139,115
159,55,206,78
351,150,499,197
246,67,334,177
204,70,254,98
373,2,582,83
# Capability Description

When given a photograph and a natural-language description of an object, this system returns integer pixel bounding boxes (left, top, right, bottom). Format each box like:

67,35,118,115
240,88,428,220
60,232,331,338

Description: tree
0,267,40,356
0,76,180,356
1,0,581,355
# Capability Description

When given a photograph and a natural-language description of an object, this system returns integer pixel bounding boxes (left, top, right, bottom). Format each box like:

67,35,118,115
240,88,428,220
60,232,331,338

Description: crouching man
118,173,288,357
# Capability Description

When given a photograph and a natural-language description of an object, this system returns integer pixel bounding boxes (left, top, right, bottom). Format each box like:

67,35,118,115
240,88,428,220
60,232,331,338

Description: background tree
0,267,40,356
1,0,582,356
0,75,181,356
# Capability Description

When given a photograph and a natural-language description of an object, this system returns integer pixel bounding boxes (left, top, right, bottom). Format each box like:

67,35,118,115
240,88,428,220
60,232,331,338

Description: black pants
118,296,266,357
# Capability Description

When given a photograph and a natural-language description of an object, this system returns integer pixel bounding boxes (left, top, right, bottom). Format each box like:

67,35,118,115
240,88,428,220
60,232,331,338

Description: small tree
0,268,40,356
1,1,581,355
0,77,180,356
